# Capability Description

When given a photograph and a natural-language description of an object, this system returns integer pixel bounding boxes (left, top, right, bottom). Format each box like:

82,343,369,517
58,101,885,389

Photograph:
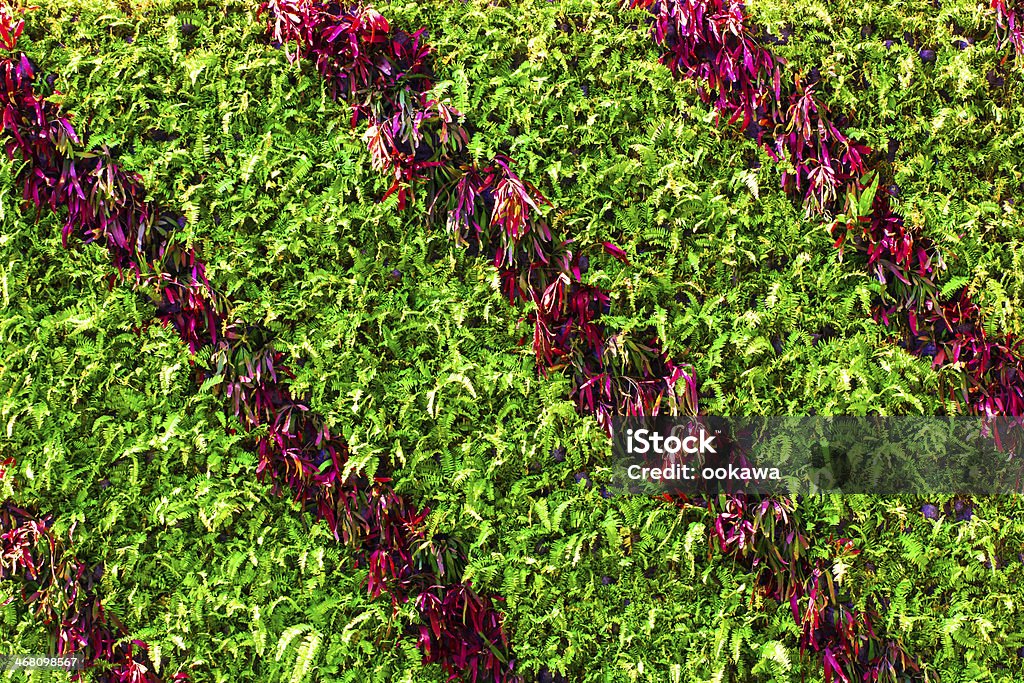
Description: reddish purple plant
417,583,512,681
364,98,468,208
914,292,1024,417
632,0,1024,418
1,27,222,353
636,0,1024,669
264,1,432,122
832,180,1024,422
627,0,871,213
0,1,27,51
626,0,782,128
832,177,935,288
764,79,871,214
629,0,1024,426
993,0,1024,55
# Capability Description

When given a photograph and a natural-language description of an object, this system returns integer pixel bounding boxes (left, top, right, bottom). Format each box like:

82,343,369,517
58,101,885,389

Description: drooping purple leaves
261,1,433,122
993,0,1024,55
417,583,512,682
0,1,28,51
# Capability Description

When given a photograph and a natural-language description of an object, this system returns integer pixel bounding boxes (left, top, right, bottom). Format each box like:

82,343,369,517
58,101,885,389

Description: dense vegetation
3,0,1024,681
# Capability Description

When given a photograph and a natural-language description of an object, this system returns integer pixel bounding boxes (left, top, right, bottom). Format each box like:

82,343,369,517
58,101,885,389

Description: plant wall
2,0,1024,682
